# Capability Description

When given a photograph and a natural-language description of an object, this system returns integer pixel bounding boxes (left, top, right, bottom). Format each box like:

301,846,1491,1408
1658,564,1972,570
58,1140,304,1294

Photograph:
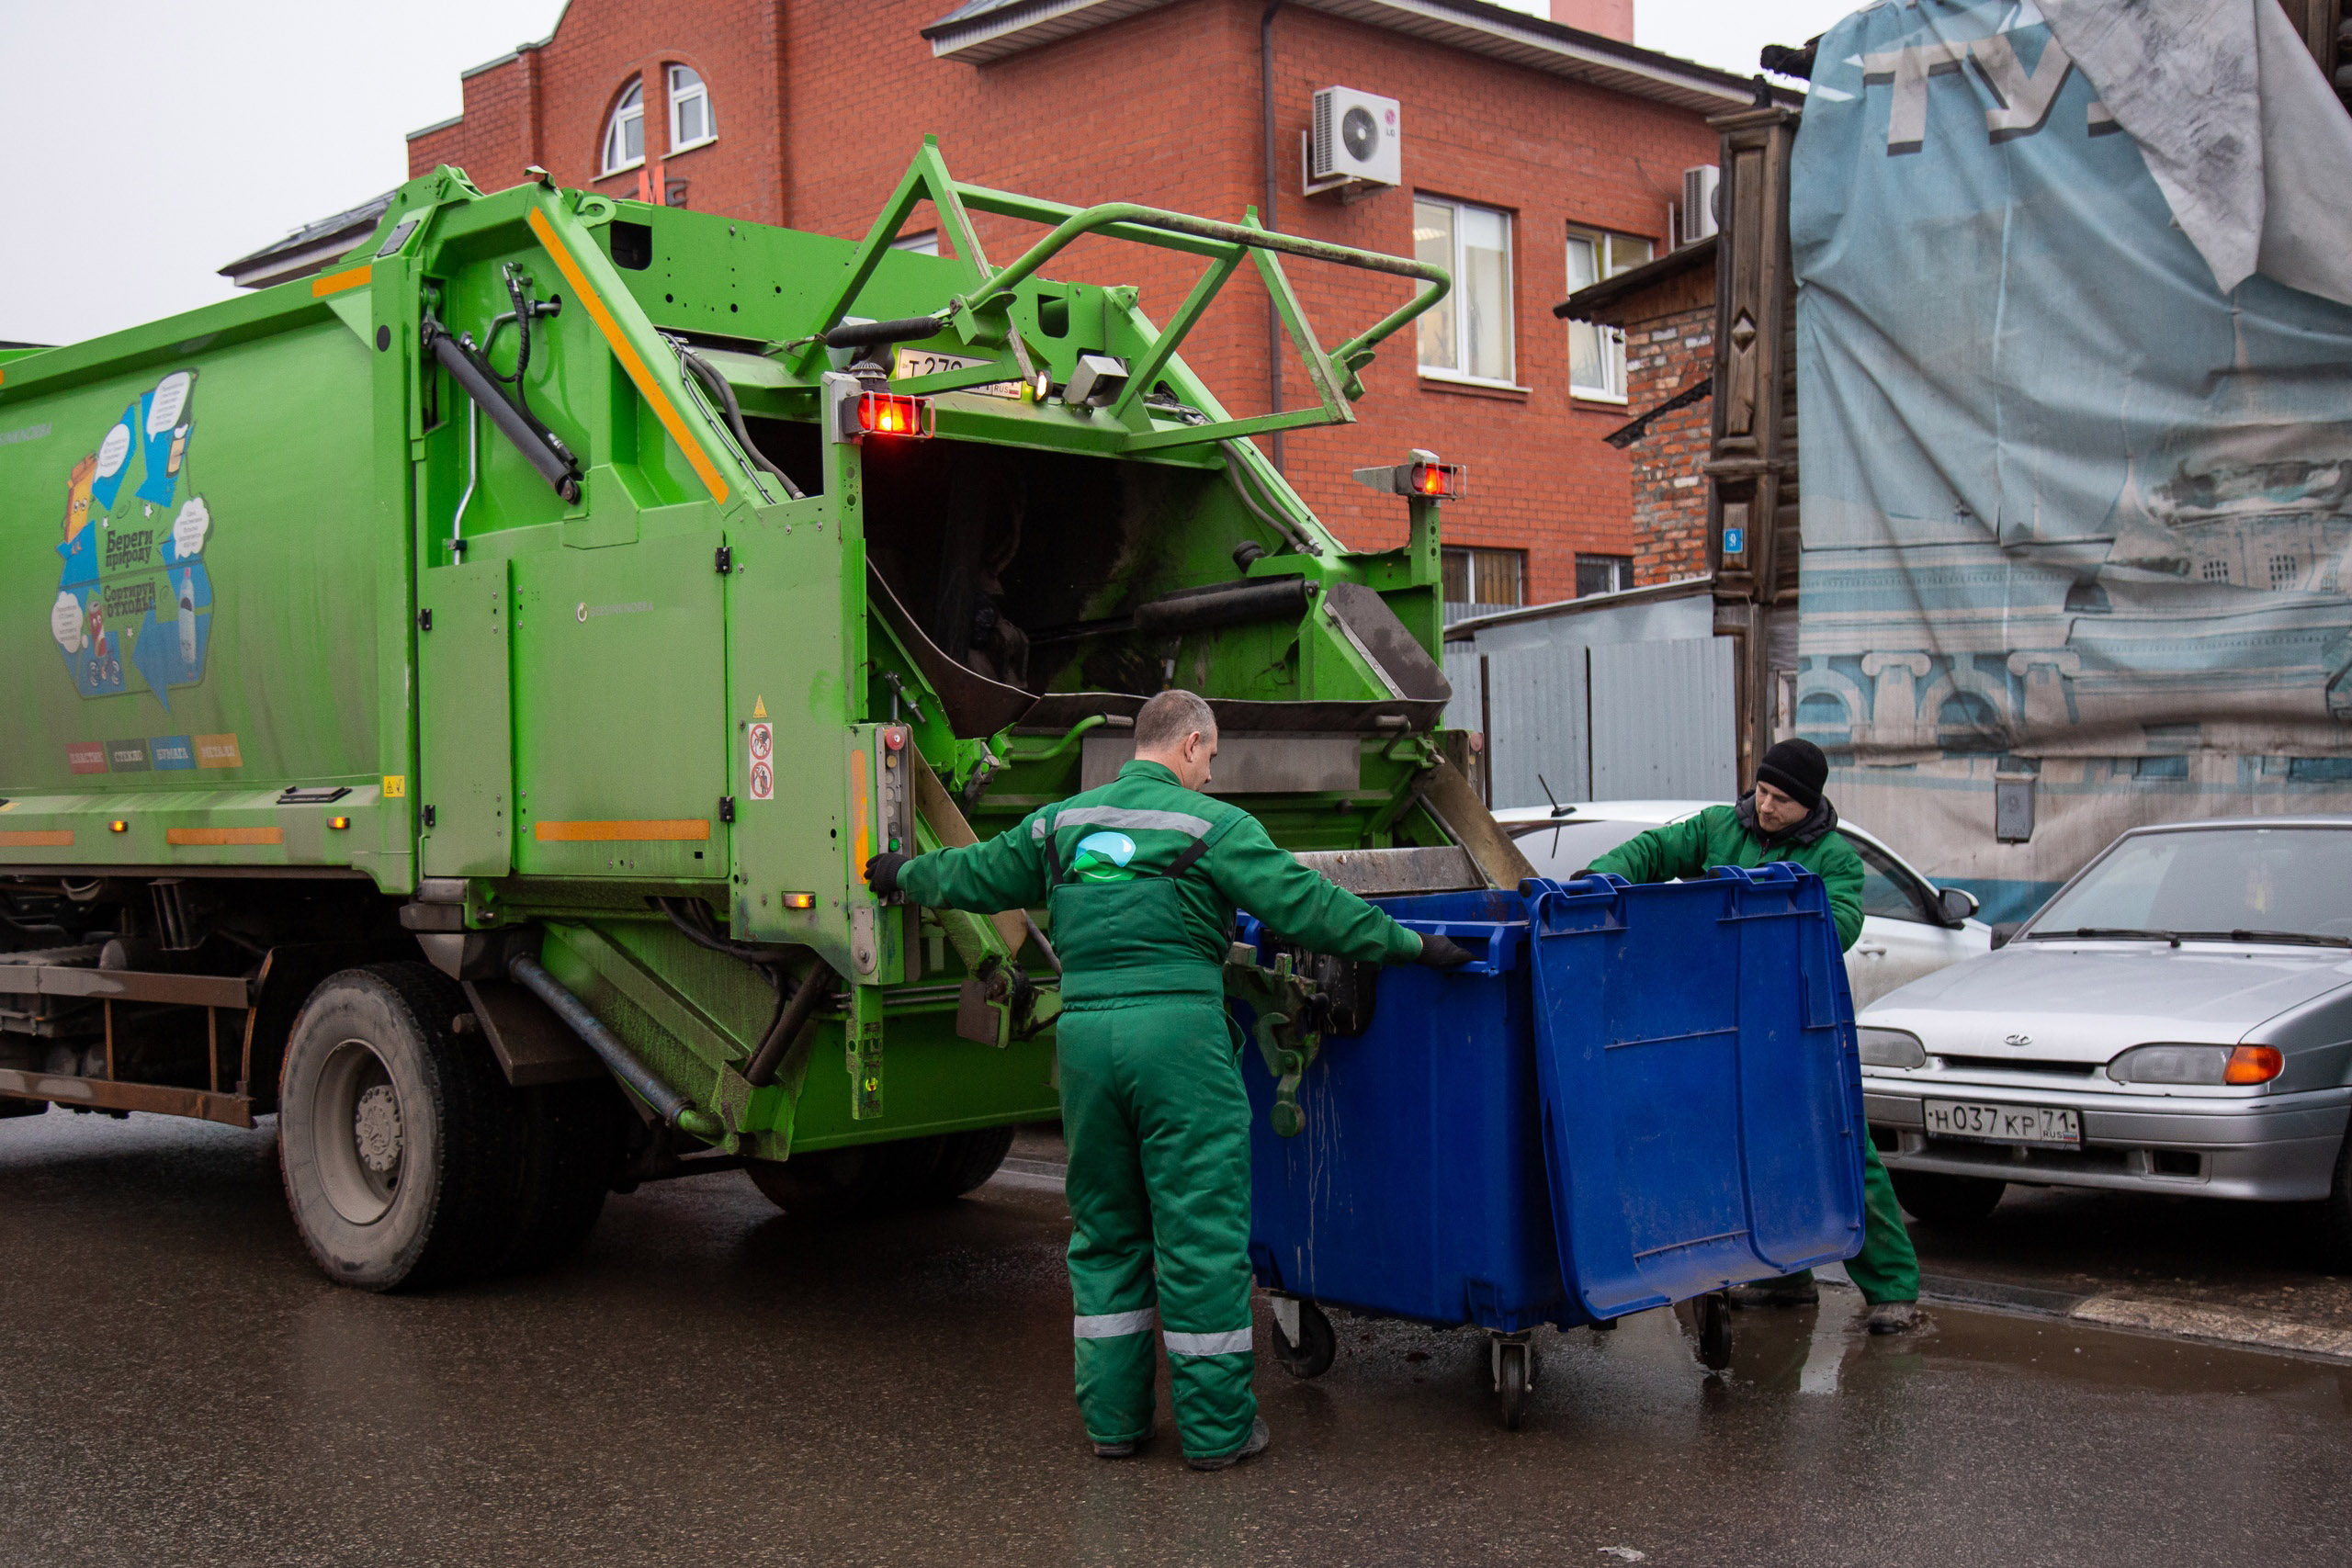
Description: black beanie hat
1757,738,1828,811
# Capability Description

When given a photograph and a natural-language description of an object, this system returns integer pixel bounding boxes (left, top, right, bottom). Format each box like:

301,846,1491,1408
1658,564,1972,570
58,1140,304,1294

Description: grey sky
0,1,1858,347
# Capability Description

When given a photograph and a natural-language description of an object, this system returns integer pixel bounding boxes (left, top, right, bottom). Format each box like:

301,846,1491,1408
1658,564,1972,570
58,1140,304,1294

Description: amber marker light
2225,1044,2284,1085
328,816,351,830
109,819,128,833
782,892,816,910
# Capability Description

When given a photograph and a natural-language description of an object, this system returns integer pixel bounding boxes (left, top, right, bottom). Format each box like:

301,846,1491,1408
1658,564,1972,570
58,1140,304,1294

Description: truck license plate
1923,1100,2080,1148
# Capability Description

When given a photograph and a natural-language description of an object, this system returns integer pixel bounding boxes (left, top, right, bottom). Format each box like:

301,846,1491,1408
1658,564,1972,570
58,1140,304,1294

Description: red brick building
396,0,1752,610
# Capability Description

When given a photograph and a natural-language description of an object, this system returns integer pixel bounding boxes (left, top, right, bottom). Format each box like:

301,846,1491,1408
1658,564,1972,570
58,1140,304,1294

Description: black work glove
864,852,910,897
1415,932,1475,968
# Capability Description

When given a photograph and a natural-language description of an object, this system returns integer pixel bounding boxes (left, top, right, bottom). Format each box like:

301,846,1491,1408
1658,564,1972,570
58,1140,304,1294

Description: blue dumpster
1239,864,1864,1424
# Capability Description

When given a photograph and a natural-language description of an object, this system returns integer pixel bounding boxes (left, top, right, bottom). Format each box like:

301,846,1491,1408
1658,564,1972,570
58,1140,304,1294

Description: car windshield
1507,818,1658,878
2029,827,2352,943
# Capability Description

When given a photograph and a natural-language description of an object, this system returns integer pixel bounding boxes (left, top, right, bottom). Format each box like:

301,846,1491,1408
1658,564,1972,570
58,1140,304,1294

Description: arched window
601,80,644,175
668,64,714,152
1937,691,2005,752
1795,691,1850,745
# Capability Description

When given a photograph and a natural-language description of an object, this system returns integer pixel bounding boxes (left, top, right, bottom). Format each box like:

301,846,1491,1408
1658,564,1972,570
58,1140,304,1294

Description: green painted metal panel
418,557,512,876
509,526,729,880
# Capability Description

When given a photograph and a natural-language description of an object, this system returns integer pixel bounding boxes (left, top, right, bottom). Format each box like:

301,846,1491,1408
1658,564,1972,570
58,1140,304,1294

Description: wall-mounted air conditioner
1305,86,1401,197
1680,164,1722,244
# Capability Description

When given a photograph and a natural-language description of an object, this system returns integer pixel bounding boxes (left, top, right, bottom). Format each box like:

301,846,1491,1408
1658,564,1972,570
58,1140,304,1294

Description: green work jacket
898,759,1424,1008
1586,797,1867,951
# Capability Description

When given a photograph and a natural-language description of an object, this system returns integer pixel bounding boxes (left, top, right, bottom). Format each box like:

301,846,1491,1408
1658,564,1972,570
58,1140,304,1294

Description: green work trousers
1786,1139,1919,1304
1057,995,1257,1462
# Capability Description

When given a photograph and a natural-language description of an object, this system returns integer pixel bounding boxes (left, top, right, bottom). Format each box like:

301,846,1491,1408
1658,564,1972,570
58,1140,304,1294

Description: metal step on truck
0,140,1532,1290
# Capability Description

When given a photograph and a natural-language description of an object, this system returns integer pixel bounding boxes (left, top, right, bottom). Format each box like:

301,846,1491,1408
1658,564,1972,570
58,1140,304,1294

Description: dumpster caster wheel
1491,1336,1532,1431
1696,1290,1733,1371
1271,1296,1335,1379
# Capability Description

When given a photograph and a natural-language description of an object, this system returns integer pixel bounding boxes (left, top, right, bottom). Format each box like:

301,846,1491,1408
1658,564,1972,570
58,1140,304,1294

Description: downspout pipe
1261,0,1286,474
508,953,726,1139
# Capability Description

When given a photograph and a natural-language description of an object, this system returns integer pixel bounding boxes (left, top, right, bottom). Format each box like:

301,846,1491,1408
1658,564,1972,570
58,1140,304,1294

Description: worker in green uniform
863,690,1473,1467
1585,738,1922,1335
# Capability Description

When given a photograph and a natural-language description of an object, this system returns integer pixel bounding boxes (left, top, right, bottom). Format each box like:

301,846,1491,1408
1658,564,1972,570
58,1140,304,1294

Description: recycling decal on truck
49,368,212,707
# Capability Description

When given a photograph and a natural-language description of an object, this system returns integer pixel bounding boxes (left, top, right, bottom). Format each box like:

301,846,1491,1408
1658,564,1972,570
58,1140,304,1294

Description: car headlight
1858,1027,1926,1069
2107,1043,2283,1086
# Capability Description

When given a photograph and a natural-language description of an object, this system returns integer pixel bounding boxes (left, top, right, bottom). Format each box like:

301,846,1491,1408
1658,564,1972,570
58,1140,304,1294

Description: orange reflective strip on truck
0,830,73,848
525,206,730,505
165,828,285,846
311,265,372,297
532,819,711,842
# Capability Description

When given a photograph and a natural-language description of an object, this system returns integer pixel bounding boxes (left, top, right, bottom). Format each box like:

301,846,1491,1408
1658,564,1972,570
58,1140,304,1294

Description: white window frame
1415,196,1517,388
1563,227,1654,402
601,80,645,175
667,64,715,154
889,231,940,255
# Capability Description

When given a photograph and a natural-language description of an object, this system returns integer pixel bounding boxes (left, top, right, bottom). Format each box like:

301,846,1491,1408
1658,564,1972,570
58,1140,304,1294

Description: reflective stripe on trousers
1073,1307,1158,1338
1162,1327,1252,1357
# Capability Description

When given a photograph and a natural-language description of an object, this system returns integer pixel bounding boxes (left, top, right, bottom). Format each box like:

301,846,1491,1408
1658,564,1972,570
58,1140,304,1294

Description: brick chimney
1549,0,1634,41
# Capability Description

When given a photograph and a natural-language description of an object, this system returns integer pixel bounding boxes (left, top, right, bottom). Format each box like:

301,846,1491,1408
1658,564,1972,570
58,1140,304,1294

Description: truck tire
745,1134,945,1219
1890,1168,2007,1227
921,1125,1016,1203
492,1077,629,1275
279,963,525,1292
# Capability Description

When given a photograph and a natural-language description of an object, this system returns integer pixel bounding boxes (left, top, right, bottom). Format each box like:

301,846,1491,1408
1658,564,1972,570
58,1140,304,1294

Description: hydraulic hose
677,346,805,500
507,953,724,1138
823,315,947,351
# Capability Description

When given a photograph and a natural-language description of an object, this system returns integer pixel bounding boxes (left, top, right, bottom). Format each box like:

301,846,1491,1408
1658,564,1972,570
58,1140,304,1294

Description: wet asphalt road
5,1111,2350,1568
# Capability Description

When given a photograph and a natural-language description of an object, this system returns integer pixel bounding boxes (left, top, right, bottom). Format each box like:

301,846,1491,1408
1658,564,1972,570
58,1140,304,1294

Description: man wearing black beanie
1585,737,1922,1333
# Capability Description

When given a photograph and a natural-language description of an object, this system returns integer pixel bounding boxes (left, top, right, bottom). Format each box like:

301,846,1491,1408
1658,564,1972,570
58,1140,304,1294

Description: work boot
1866,1301,1920,1335
1091,1421,1155,1459
1187,1417,1271,1472
1727,1274,1820,1309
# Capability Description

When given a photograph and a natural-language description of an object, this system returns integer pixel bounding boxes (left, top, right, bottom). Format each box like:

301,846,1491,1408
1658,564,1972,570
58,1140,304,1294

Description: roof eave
926,0,1792,116
1555,233,1717,320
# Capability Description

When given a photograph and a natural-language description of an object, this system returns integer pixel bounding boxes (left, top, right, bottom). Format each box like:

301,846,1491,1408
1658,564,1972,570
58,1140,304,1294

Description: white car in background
1495,799,1991,1010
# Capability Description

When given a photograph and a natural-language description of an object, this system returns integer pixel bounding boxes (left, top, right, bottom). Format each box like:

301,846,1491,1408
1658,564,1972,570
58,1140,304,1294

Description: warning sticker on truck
748,721,775,801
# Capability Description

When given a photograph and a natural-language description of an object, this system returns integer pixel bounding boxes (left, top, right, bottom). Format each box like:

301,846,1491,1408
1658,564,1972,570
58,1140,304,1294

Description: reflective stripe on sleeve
1163,1327,1252,1357
1073,1308,1158,1339
1053,806,1213,840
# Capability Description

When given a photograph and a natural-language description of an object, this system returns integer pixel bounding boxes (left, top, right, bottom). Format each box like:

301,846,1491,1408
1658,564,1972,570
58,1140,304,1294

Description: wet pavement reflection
4,1111,2348,1567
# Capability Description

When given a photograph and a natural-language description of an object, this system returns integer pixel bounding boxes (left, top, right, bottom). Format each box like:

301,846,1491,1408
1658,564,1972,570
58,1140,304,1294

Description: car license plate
1922,1100,2080,1148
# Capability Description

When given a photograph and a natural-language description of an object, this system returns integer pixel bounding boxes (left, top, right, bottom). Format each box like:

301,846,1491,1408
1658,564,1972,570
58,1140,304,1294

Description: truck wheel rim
313,1038,403,1224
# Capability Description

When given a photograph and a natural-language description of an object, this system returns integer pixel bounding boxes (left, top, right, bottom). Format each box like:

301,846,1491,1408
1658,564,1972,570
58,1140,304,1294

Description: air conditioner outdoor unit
1681,164,1722,243
1307,86,1401,194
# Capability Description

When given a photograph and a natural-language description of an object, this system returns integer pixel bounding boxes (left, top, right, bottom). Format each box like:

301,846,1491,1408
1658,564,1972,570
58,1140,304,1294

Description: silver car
1859,818,2352,1239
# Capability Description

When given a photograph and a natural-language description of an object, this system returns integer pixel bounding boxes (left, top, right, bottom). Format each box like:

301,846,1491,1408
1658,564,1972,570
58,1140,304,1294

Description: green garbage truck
0,141,1530,1290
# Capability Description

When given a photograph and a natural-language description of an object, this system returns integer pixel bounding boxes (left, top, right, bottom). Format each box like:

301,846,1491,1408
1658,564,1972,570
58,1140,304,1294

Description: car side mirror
1938,886,1979,925
1989,921,2020,949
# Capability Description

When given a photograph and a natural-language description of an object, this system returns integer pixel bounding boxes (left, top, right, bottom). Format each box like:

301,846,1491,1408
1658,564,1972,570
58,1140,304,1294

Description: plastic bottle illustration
178,570,198,669
167,423,189,478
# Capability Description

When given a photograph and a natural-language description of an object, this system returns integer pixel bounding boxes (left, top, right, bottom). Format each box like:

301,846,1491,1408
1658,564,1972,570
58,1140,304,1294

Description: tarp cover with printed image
1791,0,2352,920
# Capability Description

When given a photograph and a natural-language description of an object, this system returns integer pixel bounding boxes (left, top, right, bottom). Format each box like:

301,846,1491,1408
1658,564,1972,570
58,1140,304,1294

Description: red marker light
1405,460,1466,499
857,391,934,438
884,728,905,750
